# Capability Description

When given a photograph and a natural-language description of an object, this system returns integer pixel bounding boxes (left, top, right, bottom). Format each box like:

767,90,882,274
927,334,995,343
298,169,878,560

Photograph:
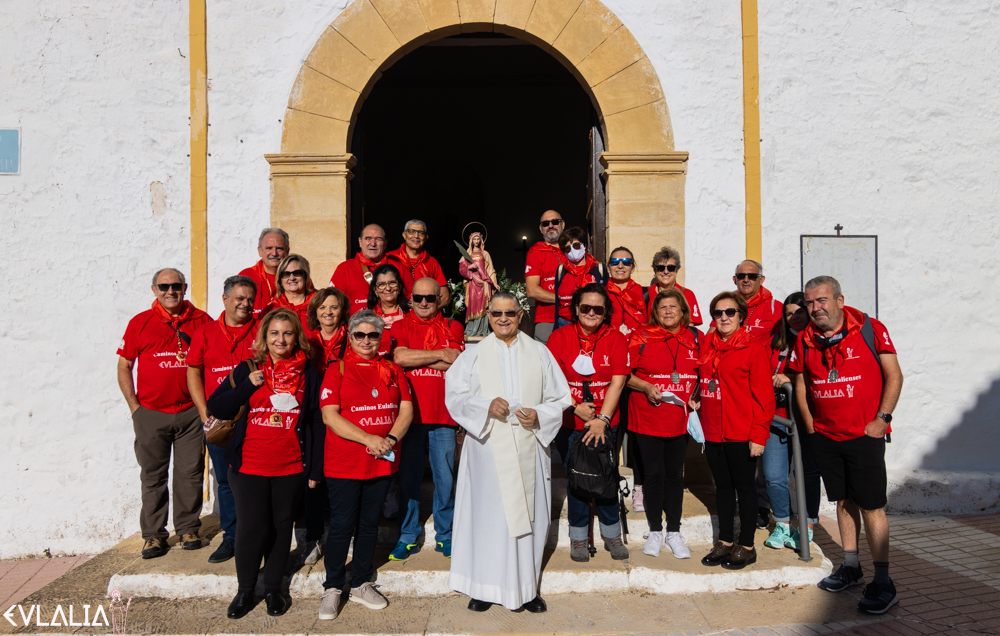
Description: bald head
412,277,442,319
359,224,387,261
539,209,564,244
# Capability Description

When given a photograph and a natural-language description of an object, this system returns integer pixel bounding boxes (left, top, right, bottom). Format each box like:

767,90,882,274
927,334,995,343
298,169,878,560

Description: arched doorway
265,0,688,285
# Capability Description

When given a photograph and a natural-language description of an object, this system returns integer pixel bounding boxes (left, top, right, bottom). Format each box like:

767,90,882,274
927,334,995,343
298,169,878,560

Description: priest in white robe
445,291,571,612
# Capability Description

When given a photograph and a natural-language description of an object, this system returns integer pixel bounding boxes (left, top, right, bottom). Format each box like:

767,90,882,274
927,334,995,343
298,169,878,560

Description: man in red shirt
238,228,289,319
387,219,450,307
732,260,781,345
789,275,904,615
116,268,212,559
389,278,466,560
186,274,258,564
525,210,567,343
330,224,413,316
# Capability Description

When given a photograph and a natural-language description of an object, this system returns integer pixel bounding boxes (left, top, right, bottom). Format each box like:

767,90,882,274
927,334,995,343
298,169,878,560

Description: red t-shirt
525,242,566,324
743,287,781,345
556,261,602,322
309,328,347,374
264,292,316,334
330,256,413,316
239,383,305,476
609,280,648,338
187,315,258,395
648,284,703,327
696,335,774,445
547,325,629,430
787,311,896,441
319,360,411,479
117,306,212,413
387,246,447,294
239,261,277,320
375,307,405,359
390,314,465,425
629,339,701,437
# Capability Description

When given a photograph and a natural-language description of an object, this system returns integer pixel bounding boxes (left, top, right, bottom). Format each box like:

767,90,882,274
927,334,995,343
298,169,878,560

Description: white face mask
567,245,587,262
572,353,596,376
270,393,299,411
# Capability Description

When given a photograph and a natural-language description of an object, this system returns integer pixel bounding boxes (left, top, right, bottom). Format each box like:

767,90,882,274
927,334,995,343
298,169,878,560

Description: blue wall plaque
0,129,21,175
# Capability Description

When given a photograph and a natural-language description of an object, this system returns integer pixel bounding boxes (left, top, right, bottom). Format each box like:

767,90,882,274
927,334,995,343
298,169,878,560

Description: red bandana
803,306,865,372
697,326,755,379
251,260,277,302
392,248,430,279
564,253,600,278
262,349,307,395
628,323,697,360
410,312,452,350
608,279,646,325
151,299,197,327
272,291,315,313
216,313,255,353
576,323,610,355
356,253,389,271
535,241,562,254
746,285,774,311
320,326,347,365
344,347,396,388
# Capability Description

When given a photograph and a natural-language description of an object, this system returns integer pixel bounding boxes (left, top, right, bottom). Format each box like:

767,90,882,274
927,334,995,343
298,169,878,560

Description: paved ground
1,512,997,635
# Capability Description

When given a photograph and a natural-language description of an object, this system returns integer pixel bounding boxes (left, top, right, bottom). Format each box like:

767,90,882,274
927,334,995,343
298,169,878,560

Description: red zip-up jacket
697,332,775,446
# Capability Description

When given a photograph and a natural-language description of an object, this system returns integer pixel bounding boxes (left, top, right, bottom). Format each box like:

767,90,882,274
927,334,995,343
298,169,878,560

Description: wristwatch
876,412,892,424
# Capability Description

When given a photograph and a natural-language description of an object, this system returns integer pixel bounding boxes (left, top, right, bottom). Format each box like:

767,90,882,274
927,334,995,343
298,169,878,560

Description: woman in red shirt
692,292,774,570
318,309,413,619
627,288,700,559
267,254,317,328
206,308,324,619
548,283,630,562
366,263,409,359
555,227,608,327
606,246,647,338
307,287,350,374
647,246,703,327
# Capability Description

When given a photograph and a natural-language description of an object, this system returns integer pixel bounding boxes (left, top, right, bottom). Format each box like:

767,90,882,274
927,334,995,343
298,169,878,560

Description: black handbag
567,431,619,501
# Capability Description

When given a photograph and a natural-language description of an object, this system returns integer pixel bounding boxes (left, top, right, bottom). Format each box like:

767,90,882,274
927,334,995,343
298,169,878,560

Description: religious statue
458,227,499,339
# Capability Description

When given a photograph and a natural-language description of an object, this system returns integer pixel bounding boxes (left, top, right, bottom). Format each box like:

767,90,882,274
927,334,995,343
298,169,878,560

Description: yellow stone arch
265,0,689,283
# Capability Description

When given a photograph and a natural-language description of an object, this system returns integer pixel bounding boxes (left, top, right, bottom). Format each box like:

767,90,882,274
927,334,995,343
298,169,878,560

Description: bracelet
386,434,398,444
595,414,611,425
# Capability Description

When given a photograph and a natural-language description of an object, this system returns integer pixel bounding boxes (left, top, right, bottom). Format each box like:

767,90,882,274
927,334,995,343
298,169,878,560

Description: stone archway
265,0,688,284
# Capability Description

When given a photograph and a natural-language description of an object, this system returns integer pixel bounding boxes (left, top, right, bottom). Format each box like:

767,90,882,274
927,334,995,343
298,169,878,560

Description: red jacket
696,329,775,445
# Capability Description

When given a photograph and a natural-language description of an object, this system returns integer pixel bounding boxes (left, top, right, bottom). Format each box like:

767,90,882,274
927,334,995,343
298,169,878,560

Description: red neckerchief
216,313,255,354
374,303,404,325
576,323,610,356
320,326,347,365
534,241,563,255
251,260,277,302
344,347,396,387
564,253,599,278
356,252,388,271
803,306,864,372
408,312,453,350
745,285,774,314
261,349,307,395
608,279,647,325
698,326,754,379
628,323,697,360
390,246,430,279
151,299,197,327
272,291,315,313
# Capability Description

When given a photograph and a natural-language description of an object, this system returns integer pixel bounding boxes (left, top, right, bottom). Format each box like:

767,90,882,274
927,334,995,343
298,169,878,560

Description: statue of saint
459,229,499,339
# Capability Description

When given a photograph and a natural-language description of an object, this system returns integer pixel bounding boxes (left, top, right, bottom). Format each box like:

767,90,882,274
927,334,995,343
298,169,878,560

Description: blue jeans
555,426,622,541
556,317,571,329
207,443,236,543
762,424,821,524
398,424,456,544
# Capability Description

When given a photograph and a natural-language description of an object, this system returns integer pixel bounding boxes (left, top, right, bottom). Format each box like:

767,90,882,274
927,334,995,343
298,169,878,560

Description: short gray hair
152,268,186,286
348,309,384,336
223,275,257,297
404,219,427,232
488,291,520,310
804,275,842,299
652,246,681,269
736,259,764,275
258,228,289,249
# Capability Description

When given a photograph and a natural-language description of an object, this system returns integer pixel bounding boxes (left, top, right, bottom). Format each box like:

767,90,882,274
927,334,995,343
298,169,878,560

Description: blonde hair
275,254,316,296
252,308,312,364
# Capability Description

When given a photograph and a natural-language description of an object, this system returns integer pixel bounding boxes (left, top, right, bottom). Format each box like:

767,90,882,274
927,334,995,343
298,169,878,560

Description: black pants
705,441,758,547
228,469,305,593
636,433,688,533
304,479,328,542
324,475,392,589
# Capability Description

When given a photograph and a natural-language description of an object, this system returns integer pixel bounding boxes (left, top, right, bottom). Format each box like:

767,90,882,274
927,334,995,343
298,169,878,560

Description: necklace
354,362,382,398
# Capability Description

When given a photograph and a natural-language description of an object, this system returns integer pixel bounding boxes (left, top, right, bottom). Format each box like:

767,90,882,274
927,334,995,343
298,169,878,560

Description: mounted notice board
0,129,20,175
800,235,878,318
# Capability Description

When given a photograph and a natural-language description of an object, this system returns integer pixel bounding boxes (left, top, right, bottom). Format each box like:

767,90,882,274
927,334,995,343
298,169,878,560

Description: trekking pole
773,383,812,562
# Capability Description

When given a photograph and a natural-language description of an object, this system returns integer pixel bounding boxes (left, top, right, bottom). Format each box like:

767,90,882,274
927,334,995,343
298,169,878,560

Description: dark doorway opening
350,33,600,285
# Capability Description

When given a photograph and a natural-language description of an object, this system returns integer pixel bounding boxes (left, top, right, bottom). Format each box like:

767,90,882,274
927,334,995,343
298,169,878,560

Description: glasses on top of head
280,269,305,279
352,330,380,342
578,304,606,317
711,308,739,320
608,257,634,267
412,293,437,304
653,263,679,273
539,219,563,228
375,281,399,291
735,272,760,281
489,309,518,318
560,241,584,253
156,283,184,292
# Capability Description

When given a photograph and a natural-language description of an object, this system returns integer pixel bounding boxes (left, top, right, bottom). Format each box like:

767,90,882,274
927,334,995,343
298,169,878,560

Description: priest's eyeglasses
352,331,380,341
489,310,518,318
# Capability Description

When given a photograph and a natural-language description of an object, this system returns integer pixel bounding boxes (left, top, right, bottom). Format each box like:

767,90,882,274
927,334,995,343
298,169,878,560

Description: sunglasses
735,272,760,281
711,308,739,319
539,219,563,228
489,310,519,318
280,269,305,279
561,241,584,253
412,293,437,304
374,281,399,291
609,257,634,267
404,229,427,237
156,283,184,292
653,264,679,273
578,304,607,317
352,331,380,342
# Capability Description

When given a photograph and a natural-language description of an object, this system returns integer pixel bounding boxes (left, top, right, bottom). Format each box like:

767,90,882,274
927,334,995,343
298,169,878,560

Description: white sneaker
643,530,663,556
632,485,645,512
303,541,324,565
350,581,388,610
318,588,341,620
664,531,691,559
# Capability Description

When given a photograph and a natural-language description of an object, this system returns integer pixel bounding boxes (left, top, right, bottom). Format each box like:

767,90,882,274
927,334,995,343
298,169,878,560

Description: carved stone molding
264,154,357,179
600,152,689,175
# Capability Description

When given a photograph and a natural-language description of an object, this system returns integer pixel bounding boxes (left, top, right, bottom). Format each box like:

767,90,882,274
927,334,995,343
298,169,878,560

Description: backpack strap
555,264,566,295
688,325,701,347
594,263,609,284
339,359,345,375
642,286,650,307
860,313,884,378
338,334,348,359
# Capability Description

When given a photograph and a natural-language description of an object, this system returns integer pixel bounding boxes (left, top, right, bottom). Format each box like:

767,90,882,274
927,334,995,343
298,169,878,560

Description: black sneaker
858,579,899,614
756,507,771,529
818,562,865,592
208,539,235,564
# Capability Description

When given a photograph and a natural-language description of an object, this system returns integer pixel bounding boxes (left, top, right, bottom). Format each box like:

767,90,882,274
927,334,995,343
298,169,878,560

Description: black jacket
207,360,325,482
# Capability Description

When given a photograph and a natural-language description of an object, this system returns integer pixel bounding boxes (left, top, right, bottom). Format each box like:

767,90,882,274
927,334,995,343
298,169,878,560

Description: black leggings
324,475,392,589
636,433,688,533
228,469,305,593
705,441,758,547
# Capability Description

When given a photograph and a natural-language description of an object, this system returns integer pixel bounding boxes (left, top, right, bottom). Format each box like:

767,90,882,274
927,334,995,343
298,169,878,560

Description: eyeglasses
578,304,607,317
374,281,399,291
352,331,380,341
404,229,427,237
735,272,760,281
280,269,305,279
539,219,562,228
561,241,584,253
363,236,386,243
653,264,679,273
156,283,184,292
489,310,519,318
412,293,437,304
711,308,739,319
609,257,634,267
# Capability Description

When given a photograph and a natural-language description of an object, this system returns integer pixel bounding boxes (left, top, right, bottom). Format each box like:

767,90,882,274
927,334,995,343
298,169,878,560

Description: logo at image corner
3,590,131,634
